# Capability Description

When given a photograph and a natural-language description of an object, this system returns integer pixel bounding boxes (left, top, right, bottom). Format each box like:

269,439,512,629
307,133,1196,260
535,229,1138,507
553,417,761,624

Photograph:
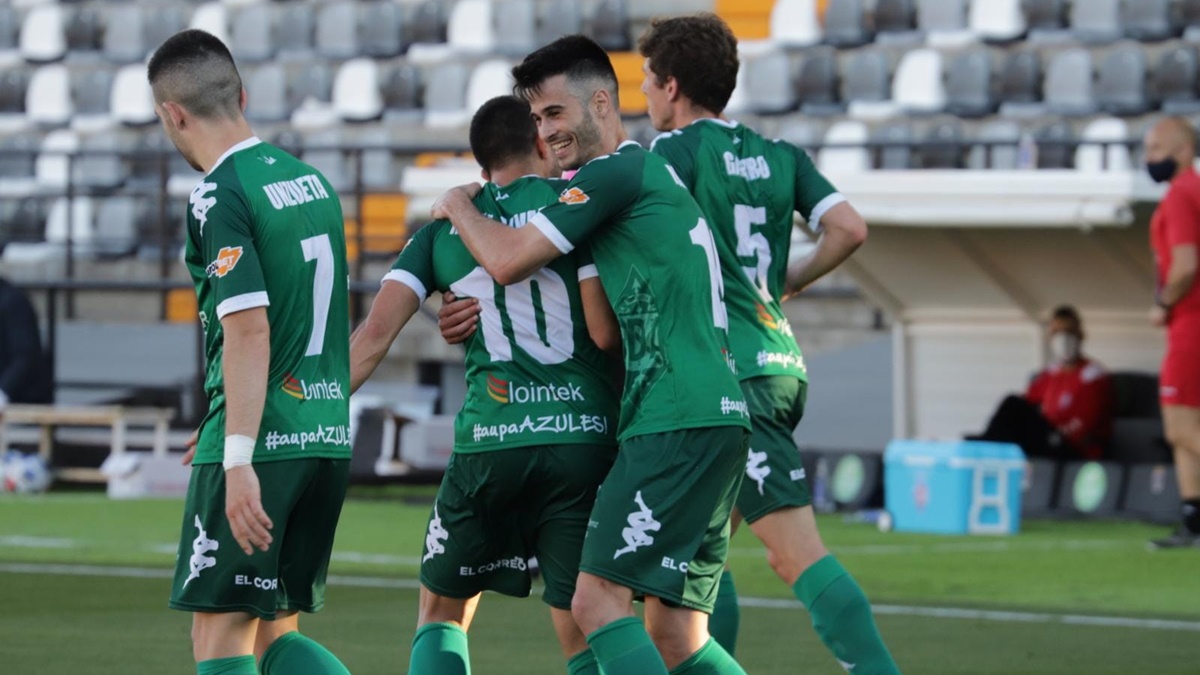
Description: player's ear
239,88,248,113
665,76,680,103
480,168,491,182
162,101,186,130
593,88,612,118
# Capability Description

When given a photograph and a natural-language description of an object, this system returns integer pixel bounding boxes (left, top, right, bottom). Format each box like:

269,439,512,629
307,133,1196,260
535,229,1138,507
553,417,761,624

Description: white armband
223,434,255,470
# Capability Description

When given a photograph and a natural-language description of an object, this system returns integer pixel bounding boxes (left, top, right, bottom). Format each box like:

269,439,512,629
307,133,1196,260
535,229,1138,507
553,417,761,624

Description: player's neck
489,163,540,187
670,105,719,130
196,119,257,174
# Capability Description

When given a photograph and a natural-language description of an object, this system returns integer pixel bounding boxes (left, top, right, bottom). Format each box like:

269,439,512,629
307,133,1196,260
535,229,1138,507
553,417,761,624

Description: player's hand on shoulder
438,292,480,345
431,183,483,219
224,465,274,555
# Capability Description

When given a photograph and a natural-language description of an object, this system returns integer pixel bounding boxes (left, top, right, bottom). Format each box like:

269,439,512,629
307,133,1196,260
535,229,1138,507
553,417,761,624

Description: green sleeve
778,140,845,228
649,132,698,189
384,220,440,299
528,152,642,252
191,181,268,320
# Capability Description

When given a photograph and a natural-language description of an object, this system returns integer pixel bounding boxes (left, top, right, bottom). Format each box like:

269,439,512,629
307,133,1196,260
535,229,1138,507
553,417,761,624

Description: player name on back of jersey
262,174,330,211
724,152,771,182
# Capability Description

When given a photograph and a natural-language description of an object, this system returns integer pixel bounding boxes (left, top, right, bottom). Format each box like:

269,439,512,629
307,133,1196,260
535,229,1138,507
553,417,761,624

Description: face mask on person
1146,157,1178,183
1048,333,1081,364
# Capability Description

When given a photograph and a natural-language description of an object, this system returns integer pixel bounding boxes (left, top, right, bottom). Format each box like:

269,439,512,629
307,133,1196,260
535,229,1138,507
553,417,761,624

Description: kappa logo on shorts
205,246,243,278
746,449,771,496
613,491,662,559
423,505,449,563
558,187,590,205
183,515,219,588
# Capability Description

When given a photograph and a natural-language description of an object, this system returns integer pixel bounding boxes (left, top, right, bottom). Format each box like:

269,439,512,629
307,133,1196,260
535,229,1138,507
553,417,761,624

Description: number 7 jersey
387,177,619,453
184,137,351,466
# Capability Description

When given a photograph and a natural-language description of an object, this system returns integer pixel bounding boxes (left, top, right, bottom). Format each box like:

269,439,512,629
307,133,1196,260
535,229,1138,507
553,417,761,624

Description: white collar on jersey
692,118,740,129
207,136,263,176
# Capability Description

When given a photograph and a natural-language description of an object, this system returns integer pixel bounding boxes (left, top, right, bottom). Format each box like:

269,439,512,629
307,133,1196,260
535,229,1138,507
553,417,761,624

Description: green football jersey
184,137,351,466
529,141,752,441
651,119,844,381
387,177,619,453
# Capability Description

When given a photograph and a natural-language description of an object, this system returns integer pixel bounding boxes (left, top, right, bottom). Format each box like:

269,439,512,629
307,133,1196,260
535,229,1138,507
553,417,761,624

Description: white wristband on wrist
223,434,255,471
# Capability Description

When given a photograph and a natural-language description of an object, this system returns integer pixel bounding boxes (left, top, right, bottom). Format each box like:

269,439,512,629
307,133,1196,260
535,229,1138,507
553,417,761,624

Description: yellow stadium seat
715,0,773,40
608,51,648,115
345,193,410,260
165,288,197,323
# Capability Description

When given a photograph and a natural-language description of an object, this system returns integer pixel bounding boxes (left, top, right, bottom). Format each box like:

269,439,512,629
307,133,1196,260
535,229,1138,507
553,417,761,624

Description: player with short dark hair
351,95,621,675
431,34,755,675
640,14,900,674
150,29,353,675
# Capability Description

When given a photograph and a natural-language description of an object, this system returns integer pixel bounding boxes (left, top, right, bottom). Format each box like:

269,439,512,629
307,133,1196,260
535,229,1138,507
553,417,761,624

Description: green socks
586,616,668,675
260,632,350,675
196,655,257,675
668,638,745,675
566,648,602,675
409,622,471,675
709,569,741,657
794,555,900,675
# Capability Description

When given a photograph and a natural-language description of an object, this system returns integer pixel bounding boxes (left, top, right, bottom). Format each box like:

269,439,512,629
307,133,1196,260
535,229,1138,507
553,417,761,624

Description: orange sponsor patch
558,187,590,205
205,246,243,278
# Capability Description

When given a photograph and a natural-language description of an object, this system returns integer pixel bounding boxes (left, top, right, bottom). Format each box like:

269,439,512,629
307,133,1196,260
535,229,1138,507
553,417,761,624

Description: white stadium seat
448,0,496,53
893,48,946,113
26,64,72,126
36,129,79,189
969,0,1026,42
1075,118,1130,172
819,120,870,173
465,59,514,116
110,65,156,126
770,0,822,47
45,196,96,255
189,3,230,48
332,58,383,122
20,4,66,63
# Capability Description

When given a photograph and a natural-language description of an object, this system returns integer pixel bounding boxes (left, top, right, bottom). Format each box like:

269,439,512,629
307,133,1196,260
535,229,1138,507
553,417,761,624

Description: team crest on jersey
617,270,666,403
486,375,510,403
755,302,779,330
205,246,243,278
558,187,589,205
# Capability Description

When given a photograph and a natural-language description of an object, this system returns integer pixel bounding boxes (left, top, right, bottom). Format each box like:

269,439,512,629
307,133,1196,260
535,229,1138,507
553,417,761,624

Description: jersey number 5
451,267,575,365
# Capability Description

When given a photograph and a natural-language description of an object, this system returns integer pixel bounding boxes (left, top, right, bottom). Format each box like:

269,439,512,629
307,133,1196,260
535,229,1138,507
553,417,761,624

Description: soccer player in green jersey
149,30,352,675
639,14,899,674
432,36,754,675
350,95,621,675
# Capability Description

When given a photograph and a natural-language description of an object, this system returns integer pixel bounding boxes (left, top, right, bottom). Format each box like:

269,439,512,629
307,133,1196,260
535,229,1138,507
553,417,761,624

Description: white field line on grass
2,562,1198,633
0,536,425,566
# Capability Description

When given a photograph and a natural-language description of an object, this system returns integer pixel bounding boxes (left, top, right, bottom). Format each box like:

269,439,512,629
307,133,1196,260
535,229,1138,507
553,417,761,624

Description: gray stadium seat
72,68,112,116
315,3,359,59
589,0,630,52
1070,0,1120,43
276,4,314,58
967,119,1021,169
143,6,188,58
423,61,469,127
128,133,178,187
841,50,890,103
0,5,19,51
945,49,995,117
65,6,102,55
538,0,583,47
302,130,351,192
1097,45,1149,116
875,0,917,34
74,133,125,189
1023,0,1066,30
1184,0,1200,33
245,64,288,123
873,123,912,169
360,1,405,58
0,69,29,112
230,4,274,63
2,199,47,248
795,47,841,115
93,197,139,257
1157,46,1200,113
920,121,963,168
287,62,334,107
272,130,304,156
102,6,146,63
917,0,966,33
409,0,449,44
1122,0,1178,41
998,50,1041,114
1043,48,1095,115
1036,121,1074,168
495,0,537,56
0,134,38,179
358,127,399,190
382,64,422,112
823,0,871,47
745,51,795,114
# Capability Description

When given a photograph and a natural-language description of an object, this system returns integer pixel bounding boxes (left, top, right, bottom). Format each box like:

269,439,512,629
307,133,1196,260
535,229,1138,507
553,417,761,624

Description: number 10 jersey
386,177,619,454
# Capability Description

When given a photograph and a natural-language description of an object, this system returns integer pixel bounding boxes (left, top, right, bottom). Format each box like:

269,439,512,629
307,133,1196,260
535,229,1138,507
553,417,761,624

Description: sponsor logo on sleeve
205,246,243,278
558,187,590,205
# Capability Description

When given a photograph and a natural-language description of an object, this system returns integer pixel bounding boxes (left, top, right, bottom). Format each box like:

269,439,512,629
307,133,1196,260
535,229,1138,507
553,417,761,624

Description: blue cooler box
884,440,1026,535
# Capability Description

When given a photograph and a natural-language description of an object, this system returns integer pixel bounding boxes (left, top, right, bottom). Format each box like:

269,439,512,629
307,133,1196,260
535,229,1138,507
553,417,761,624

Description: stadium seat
0,5,20,53
1056,461,1126,517
36,129,78,189
189,3,230,49
143,6,188,59
893,48,945,114
4,198,46,244
1043,48,1096,115
230,4,274,63
276,3,314,58
1070,0,1121,44
245,64,288,123
823,0,872,48
997,50,1042,116
352,192,410,255
333,59,383,123
110,64,156,126
610,51,648,114
1097,45,1149,116
818,120,870,173
1075,118,1131,172
423,61,470,128
795,47,842,115
73,132,125,189
1122,464,1179,524
360,1,406,58
538,0,583,48
589,0,631,52
1157,46,1200,113
1036,120,1075,168
917,0,967,33
302,130,351,192
920,120,964,168
358,128,400,191
0,68,29,113
744,50,796,114
495,0,537,56
316,3,359,60
1122,0,1178,41
20,4,66,63
381,64,422,114
1108,419,1171,464
773,118,822,147
945,49,995,117
64,6,102,56
876,0,917,34
1023,0,1066,30
466,59,515,117
967,119,1021,169
448,0,496,53
0,134,38,195
287,61,334,107
410,0,450,45
969,0,1026,42
841,49,890,104
27,64,72,127
770,0,822,47
45,196,96,255
873,122,913,169
93,197,139,257
716,0,773,41
102,5,147,64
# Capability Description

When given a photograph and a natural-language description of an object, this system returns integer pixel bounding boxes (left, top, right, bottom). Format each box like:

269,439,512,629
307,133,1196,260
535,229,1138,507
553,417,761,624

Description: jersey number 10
451,267,575,366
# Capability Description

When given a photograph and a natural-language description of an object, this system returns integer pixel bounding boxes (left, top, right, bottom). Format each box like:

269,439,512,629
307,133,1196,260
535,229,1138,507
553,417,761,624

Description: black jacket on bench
0,277,52,405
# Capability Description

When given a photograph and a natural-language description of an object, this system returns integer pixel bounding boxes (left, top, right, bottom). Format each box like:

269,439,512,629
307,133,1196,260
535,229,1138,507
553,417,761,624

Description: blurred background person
0,275,53,416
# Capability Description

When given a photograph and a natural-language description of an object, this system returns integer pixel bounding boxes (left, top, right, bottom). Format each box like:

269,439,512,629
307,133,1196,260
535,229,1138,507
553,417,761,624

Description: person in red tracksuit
979,306,1114,461
1144,117,1200,549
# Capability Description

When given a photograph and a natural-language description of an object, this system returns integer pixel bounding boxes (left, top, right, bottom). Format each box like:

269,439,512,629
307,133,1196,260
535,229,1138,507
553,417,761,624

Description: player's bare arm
220,306,274,555
350,281,422,393
784,202,868,299
437,292,480,345
1161,243,1198,307
432,183,564,285
580,277,620,353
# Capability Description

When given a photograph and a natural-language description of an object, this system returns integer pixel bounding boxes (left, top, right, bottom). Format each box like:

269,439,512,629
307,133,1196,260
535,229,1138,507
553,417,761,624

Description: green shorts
737,376,810,524
579,426,750,613
168,458,349,620
420,444,617,610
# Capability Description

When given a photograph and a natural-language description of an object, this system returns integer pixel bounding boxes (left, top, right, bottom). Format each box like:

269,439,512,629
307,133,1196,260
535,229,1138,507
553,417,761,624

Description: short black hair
1052,305,1083,331
470,96,539,174
511,34,619,106
147,29,242,119
639,14,739,115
